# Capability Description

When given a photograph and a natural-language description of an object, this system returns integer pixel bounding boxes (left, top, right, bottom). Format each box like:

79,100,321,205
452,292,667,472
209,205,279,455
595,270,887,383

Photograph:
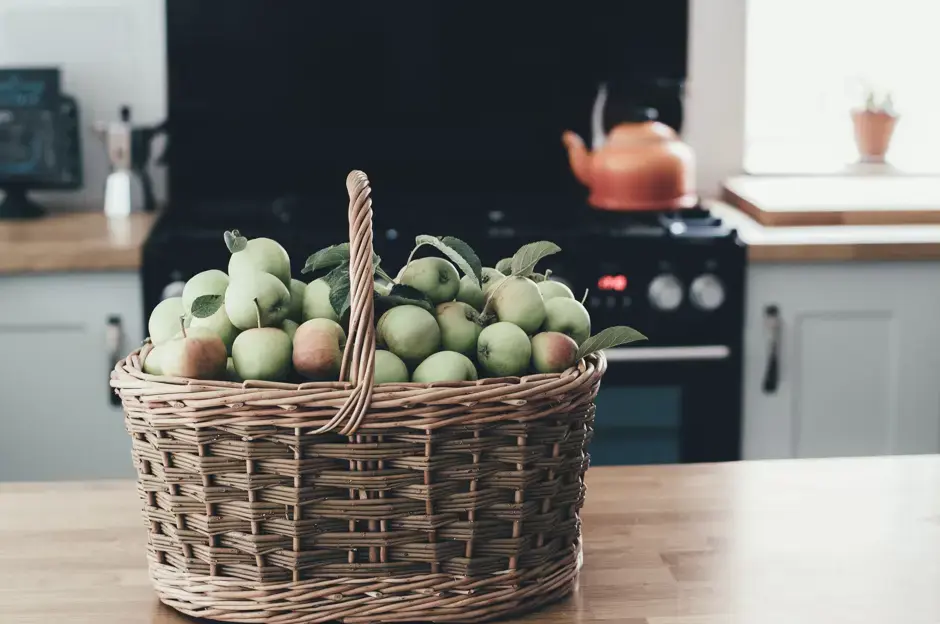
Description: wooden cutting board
722,175,940,226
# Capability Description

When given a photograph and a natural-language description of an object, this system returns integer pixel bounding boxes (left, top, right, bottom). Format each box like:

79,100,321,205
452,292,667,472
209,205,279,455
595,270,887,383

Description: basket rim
112,347,606,394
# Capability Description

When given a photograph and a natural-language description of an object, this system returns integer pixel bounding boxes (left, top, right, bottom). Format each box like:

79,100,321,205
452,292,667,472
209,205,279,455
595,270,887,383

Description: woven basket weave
112,171,607,623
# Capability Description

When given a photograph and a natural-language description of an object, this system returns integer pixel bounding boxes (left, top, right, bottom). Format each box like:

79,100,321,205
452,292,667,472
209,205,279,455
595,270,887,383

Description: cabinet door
0,272,143,481
743,262,940,459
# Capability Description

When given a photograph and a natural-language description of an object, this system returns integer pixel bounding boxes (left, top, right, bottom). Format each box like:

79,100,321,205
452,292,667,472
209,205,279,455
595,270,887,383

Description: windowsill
722,175,940,227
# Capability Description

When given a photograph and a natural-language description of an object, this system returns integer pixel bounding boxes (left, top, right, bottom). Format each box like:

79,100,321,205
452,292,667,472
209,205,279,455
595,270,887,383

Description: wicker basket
112,171,607,623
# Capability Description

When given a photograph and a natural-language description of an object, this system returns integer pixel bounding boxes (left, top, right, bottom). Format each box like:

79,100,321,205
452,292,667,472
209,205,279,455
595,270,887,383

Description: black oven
593,344,741,465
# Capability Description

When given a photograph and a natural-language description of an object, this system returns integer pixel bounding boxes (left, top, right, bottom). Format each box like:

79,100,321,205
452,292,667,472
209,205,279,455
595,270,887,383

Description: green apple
477,322,531,377
376,305,441,366
398,257,460,304
287,278,305,322
530,331,578,373
224,271,291,330
542,298,591,345
281,319,299,340
160,324,228,380
292,318,346,380
492,276,546,334
190,305,240,354
538,280,575,302
412,351,478,383
226,357,243,382
228,237,292,288
303,278,340,323
232,327,293,381
149,297,188,345
456,275,486,311
435,301,482,357
481,267,506,296
142,344,166,375
374,350,409,384
182,270,229,314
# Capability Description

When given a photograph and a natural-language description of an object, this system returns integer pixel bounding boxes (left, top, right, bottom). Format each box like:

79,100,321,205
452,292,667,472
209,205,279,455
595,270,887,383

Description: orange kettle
562,85,697,211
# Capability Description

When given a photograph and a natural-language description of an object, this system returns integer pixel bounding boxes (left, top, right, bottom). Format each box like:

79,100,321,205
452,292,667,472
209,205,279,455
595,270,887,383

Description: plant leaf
414,235,483,285
224,229,247,253
510,241,561,276
324,262,351,317
440,236,483,284
576,326,648,359
374,284,434,312
303,242,384,278
375,265,394,283
303,243,349,275
191,294,224,319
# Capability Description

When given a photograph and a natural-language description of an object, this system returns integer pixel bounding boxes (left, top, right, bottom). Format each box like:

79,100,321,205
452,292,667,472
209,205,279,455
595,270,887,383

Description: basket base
149,545,582,623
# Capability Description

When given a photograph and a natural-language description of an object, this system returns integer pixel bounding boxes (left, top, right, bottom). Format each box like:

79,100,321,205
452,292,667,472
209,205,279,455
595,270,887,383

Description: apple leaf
303,242,385,279
303,243,350,275
576,326,648,360
413,235,483,285
375,284,434,313
510,241,561,276
224,229,248,254
191,294,224,319
324,261,351,317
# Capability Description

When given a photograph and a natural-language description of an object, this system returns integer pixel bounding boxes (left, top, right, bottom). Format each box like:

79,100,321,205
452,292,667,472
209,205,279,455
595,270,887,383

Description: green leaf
303,243,349,275
224,229,248,254
510,241,561,276
303,242,385,278
324,262,351,317
576,326,648,360
375,284,433,312
414,235,483,285
191,294,224,319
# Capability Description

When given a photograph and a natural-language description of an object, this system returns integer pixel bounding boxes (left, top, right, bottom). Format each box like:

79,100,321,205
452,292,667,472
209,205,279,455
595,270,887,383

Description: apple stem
253,298,262,329
581,289,589,305
545,269,552,279
179,315,187,338
401,245,421,283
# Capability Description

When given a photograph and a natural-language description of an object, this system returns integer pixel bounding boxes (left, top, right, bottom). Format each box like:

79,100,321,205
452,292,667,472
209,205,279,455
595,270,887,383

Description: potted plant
852,89,898,163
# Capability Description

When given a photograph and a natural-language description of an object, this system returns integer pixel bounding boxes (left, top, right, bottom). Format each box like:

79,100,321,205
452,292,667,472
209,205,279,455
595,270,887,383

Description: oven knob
690,274,725,311
648,274,683,311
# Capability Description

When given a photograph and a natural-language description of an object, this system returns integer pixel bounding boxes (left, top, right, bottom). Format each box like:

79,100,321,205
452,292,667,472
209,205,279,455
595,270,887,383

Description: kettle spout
562,131,592,186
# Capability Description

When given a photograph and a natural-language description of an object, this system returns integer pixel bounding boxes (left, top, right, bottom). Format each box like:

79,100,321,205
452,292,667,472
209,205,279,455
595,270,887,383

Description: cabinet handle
106,315,123,406
762,305,781,394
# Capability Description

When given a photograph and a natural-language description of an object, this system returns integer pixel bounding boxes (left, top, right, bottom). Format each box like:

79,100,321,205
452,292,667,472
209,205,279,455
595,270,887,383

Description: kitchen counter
710,201,940,262
0,211,155,274
2,455,940,623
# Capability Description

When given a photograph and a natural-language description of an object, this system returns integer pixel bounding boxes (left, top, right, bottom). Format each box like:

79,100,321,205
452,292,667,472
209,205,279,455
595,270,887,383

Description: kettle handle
590,83,609,150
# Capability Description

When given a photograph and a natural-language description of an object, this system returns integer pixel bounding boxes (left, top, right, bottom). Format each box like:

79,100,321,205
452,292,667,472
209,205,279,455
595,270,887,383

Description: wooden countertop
0,211,155,275
709,201,940,262
3,455,940,623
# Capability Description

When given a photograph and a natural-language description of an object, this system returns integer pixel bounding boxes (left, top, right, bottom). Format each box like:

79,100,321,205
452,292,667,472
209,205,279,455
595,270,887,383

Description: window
745,0,940,174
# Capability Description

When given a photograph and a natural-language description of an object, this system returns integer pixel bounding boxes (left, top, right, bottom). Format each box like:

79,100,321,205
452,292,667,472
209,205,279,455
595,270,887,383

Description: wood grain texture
0,212,155,274
3,456,940,623
708,202,940,262
723,176,940,227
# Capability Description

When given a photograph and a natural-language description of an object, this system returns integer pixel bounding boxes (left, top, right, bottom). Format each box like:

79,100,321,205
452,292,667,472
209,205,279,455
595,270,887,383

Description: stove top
149,195,737,248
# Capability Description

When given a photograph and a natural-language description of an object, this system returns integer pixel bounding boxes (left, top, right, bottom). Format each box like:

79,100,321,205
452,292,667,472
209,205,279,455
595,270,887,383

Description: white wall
0,0,166,211
0,0,747,210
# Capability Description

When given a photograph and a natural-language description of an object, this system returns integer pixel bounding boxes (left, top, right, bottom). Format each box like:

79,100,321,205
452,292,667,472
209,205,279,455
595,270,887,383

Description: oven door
590,345,742,466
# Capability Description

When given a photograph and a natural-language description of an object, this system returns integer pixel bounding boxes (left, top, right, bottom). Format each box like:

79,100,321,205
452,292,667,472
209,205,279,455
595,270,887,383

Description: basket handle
311,170,376,436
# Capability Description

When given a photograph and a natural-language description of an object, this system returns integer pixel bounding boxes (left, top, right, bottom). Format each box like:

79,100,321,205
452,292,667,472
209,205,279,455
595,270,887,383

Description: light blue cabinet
743,262,940,459
0,272,142,480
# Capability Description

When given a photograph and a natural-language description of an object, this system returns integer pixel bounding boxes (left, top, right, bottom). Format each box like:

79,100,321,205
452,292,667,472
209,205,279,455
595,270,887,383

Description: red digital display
597,274,628,292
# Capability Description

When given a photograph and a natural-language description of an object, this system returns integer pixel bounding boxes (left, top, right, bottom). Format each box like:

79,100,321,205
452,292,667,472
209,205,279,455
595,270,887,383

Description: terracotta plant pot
852,110,898,163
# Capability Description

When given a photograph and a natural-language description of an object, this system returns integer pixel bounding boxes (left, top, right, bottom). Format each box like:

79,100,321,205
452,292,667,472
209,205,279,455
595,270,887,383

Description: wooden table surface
3,456,940,623
0,211,155,274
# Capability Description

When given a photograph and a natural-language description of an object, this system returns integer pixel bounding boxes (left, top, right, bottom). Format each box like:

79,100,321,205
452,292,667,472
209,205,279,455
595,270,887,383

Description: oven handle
604,345,730,362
